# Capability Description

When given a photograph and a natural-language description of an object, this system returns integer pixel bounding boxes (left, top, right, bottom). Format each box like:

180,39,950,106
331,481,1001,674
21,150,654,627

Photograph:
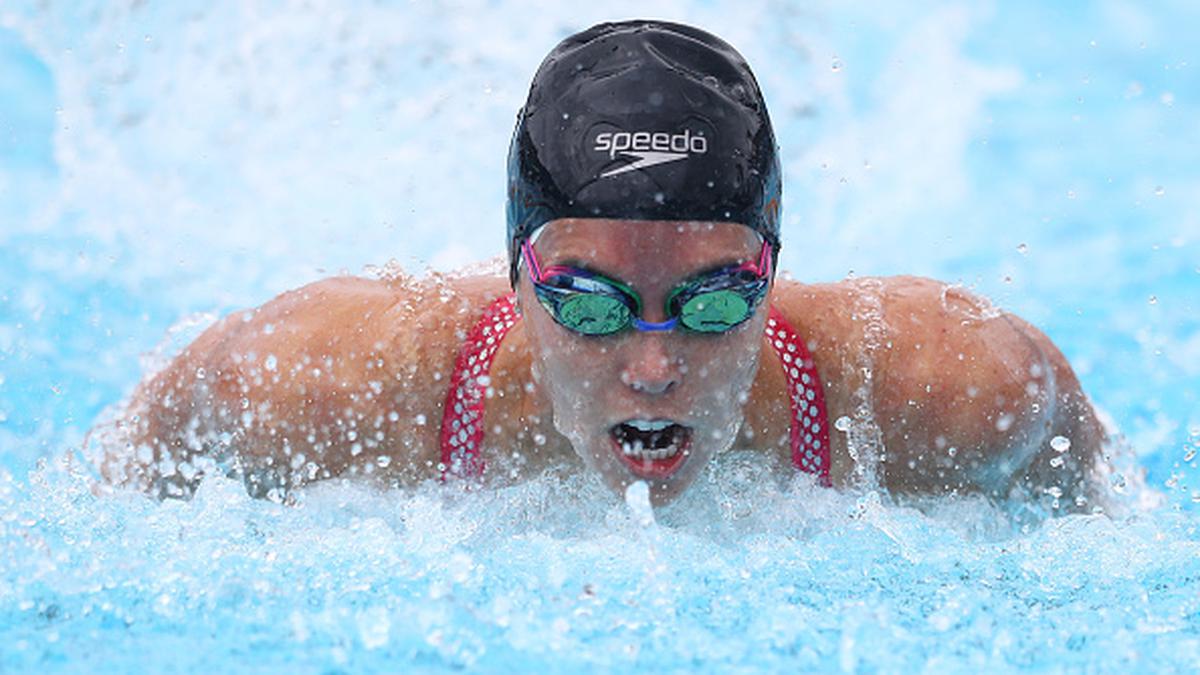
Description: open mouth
609,419,692,480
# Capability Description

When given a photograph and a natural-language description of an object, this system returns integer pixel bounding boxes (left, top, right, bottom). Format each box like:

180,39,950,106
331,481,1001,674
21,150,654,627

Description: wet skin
103,219,1106,509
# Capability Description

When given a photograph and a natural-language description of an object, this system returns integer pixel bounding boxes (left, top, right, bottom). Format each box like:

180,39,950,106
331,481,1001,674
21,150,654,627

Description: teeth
626,419,674,432
620,441,680,460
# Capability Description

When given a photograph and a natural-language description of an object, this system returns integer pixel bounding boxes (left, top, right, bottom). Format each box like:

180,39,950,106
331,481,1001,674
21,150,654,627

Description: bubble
1050,436,1071,453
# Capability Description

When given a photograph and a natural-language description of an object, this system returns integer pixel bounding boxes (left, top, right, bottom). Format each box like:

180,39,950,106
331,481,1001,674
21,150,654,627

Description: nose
619,334,682,395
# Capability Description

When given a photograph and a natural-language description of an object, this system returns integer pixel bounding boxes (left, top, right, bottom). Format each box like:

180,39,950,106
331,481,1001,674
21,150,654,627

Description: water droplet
1050,435,1071,453
264,354,278,371
831,56,843,72
995,413,1014,432
1155,186,1165,196
834,415,852,432
414,414,427,426
1110,472,1128,493
1066,190,1077,200
195,367,206,380
1148,295,1158,305
1017,243,1028,255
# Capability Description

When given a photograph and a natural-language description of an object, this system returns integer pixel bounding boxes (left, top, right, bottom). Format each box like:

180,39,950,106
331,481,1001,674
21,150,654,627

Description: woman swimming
98,20,1106,509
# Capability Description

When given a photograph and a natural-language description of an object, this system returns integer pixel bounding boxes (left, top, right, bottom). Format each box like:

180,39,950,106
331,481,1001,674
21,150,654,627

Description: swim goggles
521,238,773,336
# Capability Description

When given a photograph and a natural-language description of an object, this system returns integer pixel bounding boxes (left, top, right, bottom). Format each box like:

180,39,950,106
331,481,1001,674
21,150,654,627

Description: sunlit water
2,1,1199,671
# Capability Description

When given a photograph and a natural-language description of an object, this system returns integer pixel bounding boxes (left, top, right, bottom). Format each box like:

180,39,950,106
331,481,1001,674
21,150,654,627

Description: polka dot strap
439,293,519,480
766,306,832,486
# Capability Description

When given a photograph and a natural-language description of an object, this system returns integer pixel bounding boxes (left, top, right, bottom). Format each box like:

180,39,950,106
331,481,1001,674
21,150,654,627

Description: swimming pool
2,0,1198,670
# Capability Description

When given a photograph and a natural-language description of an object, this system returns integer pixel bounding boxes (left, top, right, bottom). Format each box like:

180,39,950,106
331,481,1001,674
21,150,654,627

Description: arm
104,273,508,498
869,278,1105,507
769,276,1105,507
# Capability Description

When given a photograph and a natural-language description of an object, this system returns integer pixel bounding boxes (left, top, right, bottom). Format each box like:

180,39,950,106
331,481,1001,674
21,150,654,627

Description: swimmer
97,20,1107,510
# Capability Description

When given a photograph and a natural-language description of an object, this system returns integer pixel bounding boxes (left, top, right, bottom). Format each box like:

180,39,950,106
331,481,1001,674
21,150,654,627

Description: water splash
841,277,888,489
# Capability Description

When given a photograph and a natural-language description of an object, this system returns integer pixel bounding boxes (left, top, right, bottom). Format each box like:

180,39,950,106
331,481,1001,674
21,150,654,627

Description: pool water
2,0,1199,671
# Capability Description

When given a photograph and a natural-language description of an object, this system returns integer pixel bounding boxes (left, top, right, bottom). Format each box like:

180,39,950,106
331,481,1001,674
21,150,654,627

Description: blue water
2,1,1199,671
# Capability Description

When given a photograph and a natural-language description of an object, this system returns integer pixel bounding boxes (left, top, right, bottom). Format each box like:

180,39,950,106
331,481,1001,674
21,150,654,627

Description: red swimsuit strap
765,306,832,486
440,294,832,486
439,293,520,479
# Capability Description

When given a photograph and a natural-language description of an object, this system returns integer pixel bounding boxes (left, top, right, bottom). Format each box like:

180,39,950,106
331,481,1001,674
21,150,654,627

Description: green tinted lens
557,293,632,335
678,290,751,332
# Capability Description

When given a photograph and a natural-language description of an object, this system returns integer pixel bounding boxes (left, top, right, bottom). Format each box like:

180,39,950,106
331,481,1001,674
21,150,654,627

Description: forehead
534,218,761,272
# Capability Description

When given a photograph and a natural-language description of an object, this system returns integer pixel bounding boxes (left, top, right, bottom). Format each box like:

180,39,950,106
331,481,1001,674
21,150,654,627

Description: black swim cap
506,20,782,285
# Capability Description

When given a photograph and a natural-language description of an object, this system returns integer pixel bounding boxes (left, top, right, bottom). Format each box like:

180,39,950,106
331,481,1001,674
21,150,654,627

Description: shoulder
770,275,1055,427
772,275,1046,390
168,273,515,397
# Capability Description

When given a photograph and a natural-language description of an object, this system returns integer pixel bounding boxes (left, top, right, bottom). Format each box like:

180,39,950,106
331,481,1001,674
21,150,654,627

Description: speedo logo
593,129,709,178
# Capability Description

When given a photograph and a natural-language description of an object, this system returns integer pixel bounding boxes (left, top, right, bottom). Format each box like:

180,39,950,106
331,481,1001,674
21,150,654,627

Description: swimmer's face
517,219,769,505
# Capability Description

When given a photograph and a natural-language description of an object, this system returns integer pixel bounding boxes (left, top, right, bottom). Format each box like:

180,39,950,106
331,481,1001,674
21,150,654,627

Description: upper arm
121,276,462,492
869,278,1066,492
120,270,516,492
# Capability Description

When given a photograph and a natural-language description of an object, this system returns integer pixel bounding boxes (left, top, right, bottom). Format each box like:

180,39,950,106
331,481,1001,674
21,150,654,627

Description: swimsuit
439,294,831,486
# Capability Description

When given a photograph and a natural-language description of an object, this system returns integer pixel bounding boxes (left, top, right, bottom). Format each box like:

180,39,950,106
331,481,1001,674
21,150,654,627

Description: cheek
689,329,763,394
525,317,604,413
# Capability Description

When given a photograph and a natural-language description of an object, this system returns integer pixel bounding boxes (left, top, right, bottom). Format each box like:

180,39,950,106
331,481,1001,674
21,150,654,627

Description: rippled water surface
2,1,1199,671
